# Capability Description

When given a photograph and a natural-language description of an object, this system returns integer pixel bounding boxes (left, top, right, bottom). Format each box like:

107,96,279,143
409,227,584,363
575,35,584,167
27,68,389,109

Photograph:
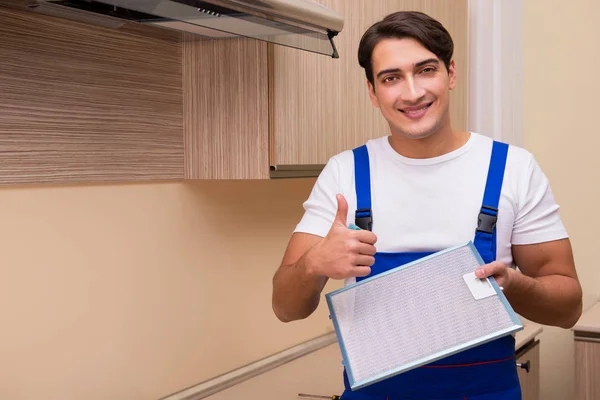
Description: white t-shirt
294,132,568,281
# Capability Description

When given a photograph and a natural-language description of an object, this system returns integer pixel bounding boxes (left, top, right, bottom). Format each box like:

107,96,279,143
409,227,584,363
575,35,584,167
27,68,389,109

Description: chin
403,129,437,139
395,124,439,140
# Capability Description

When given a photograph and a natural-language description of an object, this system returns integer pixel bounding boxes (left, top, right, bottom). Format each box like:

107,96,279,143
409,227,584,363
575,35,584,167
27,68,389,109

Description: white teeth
404,105,429,115
405,107,427,114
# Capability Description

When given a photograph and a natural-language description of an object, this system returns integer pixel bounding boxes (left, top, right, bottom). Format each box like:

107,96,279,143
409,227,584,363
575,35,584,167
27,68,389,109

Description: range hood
26,0,344,58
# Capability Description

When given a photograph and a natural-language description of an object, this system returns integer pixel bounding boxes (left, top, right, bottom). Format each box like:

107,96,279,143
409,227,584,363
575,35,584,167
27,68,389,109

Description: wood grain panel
517,340,540,400
0,6,183,184
271,0,468,165
183,36,269,179
575,339,600,400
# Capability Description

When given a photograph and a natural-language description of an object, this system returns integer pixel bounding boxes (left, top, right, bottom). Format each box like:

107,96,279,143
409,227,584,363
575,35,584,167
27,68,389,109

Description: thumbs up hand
305,194,378,280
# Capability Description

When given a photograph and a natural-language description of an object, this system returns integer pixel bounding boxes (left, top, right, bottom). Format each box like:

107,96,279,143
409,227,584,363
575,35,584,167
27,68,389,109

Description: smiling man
271,11,582,400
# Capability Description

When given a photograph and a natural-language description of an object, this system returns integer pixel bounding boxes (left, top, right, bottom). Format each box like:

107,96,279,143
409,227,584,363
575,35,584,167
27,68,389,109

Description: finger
475,261,506,278
351,266,372,277
354,255,375,267
354,230,378,245
334,194,349,226
356,243,377,256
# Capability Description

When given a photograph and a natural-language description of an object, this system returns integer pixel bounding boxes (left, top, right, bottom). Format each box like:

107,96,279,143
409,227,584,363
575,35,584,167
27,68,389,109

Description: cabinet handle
517,360,531,373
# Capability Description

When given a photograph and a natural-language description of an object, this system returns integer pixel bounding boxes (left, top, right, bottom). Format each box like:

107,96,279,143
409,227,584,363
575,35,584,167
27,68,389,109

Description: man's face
367,38,456,140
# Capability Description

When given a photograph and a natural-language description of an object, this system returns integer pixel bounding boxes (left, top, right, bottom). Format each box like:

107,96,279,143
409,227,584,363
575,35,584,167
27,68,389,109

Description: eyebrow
375,58,440,79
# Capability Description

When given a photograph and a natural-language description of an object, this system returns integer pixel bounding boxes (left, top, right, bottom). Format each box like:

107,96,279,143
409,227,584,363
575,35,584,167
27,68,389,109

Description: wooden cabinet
0,1,184,185
516,340,541,400
184,0,468,179
573,302,600,400
575,339,600,400
0,0,467,183
183,37,270,179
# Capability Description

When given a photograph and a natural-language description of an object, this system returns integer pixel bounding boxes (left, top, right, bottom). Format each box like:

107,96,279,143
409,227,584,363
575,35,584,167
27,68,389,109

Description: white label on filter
463,272,497,300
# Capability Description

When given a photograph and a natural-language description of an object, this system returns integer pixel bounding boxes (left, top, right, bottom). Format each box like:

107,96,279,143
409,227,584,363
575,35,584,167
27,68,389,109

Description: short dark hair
358,11,454,86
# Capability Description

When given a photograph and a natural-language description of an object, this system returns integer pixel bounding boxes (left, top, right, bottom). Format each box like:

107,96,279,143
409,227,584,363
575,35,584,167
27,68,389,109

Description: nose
400,76,426,104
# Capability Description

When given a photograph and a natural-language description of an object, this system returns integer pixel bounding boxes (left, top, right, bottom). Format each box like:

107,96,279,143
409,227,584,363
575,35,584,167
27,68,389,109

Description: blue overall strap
352,145,373,231
474,141,509,262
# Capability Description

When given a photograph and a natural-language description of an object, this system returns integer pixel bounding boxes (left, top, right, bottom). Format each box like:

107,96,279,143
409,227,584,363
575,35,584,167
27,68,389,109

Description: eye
382,76,398,83
420,67,436,74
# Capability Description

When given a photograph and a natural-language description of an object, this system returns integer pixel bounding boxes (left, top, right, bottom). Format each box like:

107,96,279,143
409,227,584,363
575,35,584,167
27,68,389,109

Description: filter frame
325,241,523,390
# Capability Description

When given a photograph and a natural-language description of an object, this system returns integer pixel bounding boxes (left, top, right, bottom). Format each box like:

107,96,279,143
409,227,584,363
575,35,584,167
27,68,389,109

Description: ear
367,79,380,108
448,60,456,90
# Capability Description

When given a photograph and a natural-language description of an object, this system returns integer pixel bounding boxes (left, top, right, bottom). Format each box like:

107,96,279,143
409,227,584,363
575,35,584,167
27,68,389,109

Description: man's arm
476,238,582,328
272,194,377,323
271,233,328,322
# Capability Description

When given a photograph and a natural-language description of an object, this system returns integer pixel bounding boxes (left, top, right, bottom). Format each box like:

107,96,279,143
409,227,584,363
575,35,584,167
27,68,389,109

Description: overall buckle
355,208,373,231
477,205,498,234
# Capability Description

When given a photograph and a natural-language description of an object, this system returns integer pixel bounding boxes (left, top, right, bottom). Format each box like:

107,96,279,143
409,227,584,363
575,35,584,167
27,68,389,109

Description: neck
388,121,470,159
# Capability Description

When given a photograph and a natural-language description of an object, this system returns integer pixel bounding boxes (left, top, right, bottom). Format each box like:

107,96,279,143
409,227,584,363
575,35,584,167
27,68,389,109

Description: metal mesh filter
325,241,522,390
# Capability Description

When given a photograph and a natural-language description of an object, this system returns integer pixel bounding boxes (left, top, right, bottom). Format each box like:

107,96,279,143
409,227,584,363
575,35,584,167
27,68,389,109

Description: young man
272,11,582,400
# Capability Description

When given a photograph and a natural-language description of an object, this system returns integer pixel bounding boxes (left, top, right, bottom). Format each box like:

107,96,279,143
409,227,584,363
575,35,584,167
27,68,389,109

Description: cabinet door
575,339,600,400
183,37,270,179
0,2,184,185
269,0,468,167
517,341,540,400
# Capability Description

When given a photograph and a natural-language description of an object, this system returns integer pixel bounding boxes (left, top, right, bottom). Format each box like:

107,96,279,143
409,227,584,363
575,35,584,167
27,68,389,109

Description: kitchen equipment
325,241,523,390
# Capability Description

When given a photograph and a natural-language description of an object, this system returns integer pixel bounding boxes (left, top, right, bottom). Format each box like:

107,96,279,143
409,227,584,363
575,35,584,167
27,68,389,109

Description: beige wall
0,179,342,400
524,0,600,398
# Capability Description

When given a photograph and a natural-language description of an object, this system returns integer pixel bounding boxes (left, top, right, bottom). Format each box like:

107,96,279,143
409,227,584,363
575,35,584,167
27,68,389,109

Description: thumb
334,194,349,226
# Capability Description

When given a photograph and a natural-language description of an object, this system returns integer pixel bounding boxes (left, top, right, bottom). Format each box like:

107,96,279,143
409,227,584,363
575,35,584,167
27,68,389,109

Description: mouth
398,102,434,119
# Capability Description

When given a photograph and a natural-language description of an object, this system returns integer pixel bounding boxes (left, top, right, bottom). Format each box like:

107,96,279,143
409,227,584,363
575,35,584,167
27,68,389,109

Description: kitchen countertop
572,301,600,334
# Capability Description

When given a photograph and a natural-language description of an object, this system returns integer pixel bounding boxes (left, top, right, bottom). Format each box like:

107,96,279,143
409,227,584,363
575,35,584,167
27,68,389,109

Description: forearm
272,251,328,322
504,271,583,329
